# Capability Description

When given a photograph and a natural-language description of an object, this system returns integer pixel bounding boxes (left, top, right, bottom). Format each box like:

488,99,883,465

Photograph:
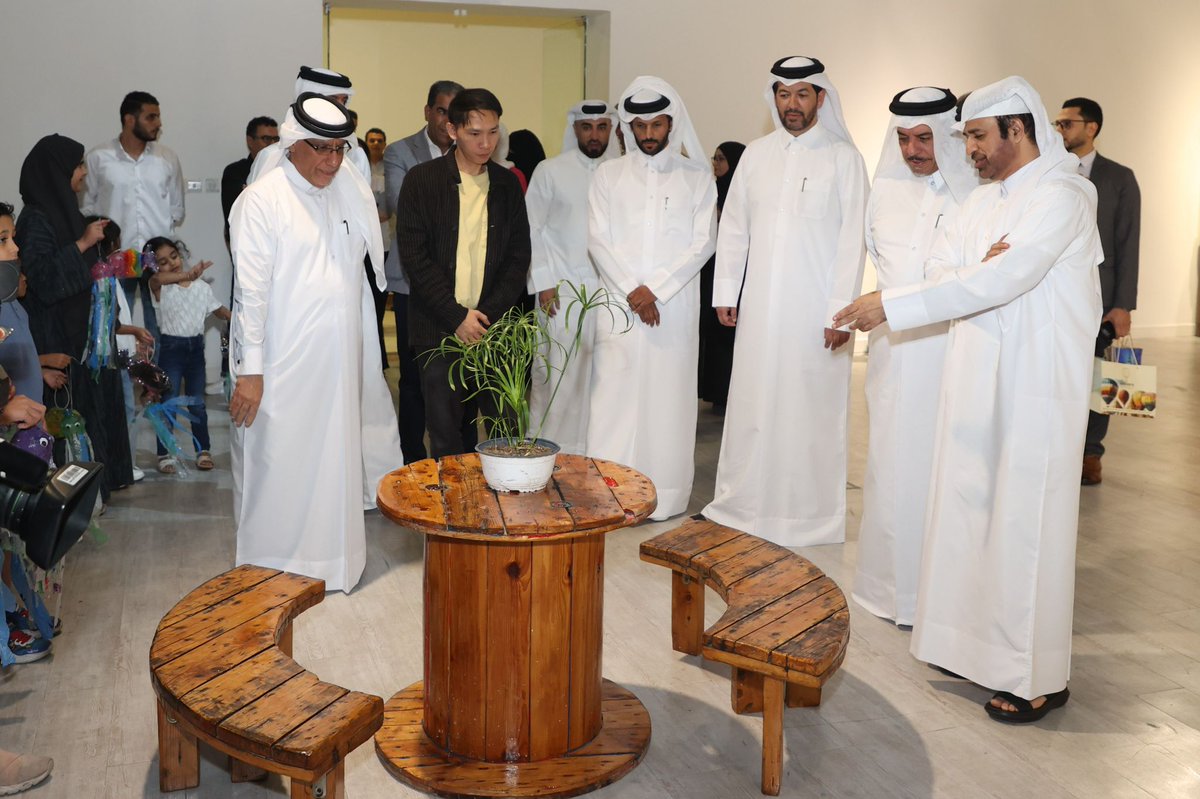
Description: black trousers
418,350,498,459
393,294,429,463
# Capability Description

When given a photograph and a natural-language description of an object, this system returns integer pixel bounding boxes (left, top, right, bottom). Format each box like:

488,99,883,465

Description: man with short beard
524,100,619,455
835,76,1103,723
587,77,716,520
82,90,185,343
1055,97,1141,486
854,87,979,626
702,57,867,546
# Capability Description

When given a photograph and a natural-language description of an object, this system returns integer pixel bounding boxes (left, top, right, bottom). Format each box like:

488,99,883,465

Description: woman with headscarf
15,134,134,498
508,129,547,184
698,141,745,410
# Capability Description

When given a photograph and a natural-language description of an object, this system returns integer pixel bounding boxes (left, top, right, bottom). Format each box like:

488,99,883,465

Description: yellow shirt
454,169,489,309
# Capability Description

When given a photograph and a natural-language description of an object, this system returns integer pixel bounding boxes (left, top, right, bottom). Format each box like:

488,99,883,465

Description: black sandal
985,687,1070,723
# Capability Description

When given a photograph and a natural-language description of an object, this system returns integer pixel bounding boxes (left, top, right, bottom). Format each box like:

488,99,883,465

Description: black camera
0,441,103,571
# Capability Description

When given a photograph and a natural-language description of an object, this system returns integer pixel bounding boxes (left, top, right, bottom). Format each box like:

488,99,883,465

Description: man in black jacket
1055,97,1141,485
395,88,530,458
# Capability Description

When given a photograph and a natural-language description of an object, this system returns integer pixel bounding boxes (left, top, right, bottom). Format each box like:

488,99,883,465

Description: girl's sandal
196,451,214,471
158,456,177,475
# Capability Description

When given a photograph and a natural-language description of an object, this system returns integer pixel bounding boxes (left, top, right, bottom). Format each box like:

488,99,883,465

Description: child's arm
152,260,213,293
213,306,232,323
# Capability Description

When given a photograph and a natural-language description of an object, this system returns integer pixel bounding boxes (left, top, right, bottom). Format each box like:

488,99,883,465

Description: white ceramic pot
475,438,561,493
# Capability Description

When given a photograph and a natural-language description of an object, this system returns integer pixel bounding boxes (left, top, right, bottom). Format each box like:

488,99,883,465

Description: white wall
379,0,1200,336
5,0,323,381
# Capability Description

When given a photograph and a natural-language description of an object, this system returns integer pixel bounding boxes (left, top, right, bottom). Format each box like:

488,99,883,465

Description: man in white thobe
526,100,618,455
835,76,1102,721
229,94,402,594
853,87,980,626
702,57,868,546
248,67,370,184
587,77,716,519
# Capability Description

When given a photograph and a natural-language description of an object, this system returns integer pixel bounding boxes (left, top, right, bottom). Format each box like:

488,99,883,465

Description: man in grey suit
1056,97,1141,486
383,79,463,463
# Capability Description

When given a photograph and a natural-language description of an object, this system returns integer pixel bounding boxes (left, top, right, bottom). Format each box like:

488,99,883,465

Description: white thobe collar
1076,149,1097,179
775,124,830,151
572,147,606,172
283,155,329,196
628,147,676,172
999,157,1040,198
926,170,947,192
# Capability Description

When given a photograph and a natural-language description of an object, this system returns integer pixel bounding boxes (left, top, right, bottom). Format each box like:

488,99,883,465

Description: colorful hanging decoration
82,247,159,375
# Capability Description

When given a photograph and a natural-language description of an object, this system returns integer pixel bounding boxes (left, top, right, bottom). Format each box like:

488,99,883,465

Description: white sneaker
132,466,145,482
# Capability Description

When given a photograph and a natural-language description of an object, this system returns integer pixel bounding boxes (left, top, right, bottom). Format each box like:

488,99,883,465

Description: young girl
146,237,230,473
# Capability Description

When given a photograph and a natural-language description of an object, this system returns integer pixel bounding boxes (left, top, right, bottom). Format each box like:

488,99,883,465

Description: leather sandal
985,687,1070,723
196,451,214,471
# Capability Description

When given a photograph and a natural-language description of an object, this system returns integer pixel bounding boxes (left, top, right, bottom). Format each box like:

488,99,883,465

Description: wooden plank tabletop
377,454,657,541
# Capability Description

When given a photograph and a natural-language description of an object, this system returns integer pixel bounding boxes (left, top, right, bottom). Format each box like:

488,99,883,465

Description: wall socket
186,180,202,193
205,178,219,192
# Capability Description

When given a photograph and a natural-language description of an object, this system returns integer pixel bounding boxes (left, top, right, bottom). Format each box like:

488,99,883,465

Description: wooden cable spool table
374,453,657,798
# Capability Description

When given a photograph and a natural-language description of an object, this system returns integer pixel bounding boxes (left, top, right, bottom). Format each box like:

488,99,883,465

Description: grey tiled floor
2,336,1197,798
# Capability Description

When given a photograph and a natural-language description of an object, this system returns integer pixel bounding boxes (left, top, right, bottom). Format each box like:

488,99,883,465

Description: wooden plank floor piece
151,572,323,665
440,454,505,533
730,586,845,665
154,610,286,699
218,671,347,763
591,459,657,522
376,679,650,799
550,456,626,531
377,459,447,529
158,564,281,630
703,543,795,594
639,520,745,569
495,488,576,536
767,608,851,676
707,575,842,649
273,691,384,769
177,646,305,725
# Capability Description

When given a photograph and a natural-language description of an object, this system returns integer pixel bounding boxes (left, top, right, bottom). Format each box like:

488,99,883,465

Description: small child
146,237,230,473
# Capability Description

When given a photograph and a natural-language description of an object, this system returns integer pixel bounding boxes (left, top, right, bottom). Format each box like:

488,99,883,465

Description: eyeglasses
256,135,281,143
1053,119,1087,130
304,140,350,157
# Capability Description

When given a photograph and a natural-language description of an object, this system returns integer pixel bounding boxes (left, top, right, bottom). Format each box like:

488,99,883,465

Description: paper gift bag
1091,344,1157,418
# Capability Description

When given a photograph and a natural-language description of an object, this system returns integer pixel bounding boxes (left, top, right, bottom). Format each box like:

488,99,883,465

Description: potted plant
428,281,629,493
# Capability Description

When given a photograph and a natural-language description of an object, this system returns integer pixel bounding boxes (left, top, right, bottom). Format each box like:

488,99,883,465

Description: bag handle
1107,335,1142,366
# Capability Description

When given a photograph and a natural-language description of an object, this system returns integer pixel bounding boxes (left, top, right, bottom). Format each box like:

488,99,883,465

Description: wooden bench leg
157,699,199,792
671,571,704,656
732,667,765,714
230,756,269,783
786,683,822,708
291,760,343,799
278,623,294,658
762,677,784,796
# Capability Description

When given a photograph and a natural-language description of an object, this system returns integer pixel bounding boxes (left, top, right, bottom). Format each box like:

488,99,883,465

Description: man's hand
1103,307,1132,338
0,395,46,430
832,291,886,332
716,307,738,327
77,218,108,252
538,288,560,317
627,285,660,327
230,375,264,428
456,309,490,343
983,234,1009,262
824,328,852,350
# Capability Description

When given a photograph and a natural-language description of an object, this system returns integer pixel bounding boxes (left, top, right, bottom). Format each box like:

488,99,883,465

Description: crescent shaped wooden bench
639,518,850,796
149,564,384,799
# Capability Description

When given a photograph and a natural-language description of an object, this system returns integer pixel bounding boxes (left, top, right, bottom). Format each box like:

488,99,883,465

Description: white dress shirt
81,139,185,251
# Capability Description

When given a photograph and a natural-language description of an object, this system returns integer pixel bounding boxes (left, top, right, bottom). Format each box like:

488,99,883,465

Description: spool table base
375,679,651,798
